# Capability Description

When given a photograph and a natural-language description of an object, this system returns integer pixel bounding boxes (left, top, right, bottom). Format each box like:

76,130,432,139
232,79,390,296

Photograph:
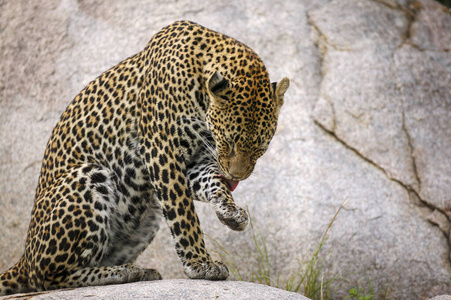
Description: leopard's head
206,70,289,188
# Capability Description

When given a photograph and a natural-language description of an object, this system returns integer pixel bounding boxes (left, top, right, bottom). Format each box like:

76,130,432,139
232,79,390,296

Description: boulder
0,280,309,300
0,0,450,299
429,296,451,300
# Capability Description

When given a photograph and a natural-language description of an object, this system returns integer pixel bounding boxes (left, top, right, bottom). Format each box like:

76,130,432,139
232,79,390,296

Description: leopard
0,20,289,295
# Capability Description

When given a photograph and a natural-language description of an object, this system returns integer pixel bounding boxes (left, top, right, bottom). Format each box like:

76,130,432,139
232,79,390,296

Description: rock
429,296,451,300
0,280,309,300
0,0,450,299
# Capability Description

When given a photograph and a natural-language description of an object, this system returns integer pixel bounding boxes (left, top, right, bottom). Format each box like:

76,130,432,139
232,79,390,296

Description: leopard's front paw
184,260,229,280
216,205,249,231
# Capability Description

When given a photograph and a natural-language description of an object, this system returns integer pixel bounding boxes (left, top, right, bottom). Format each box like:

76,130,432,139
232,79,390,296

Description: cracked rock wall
0,0,450,299
311,0,451,258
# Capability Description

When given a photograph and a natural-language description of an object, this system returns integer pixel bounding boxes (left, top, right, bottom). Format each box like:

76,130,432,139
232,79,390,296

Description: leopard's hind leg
24,163,160,292
45,264,161,290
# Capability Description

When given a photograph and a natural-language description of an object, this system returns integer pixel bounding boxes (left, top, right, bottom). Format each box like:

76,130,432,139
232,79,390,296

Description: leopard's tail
0,256,30,296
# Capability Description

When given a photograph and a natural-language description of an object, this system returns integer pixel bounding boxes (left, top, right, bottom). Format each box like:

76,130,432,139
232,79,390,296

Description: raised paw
184,260,229,280
216,205,249,231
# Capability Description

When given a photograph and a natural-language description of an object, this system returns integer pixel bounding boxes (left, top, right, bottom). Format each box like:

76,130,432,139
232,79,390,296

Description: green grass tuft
207,200,349,300
344,273,390,300
283,200,348,299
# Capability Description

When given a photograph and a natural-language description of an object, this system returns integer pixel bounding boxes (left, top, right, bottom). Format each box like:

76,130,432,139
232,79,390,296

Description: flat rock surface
0,280,309,300
1,0,450,299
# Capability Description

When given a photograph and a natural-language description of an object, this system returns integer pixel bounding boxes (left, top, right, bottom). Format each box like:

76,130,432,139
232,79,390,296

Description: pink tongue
226,179,239,191
221,176,239,191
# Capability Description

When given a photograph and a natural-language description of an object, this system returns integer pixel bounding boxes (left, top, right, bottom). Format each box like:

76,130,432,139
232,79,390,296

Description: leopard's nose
227,152,254,180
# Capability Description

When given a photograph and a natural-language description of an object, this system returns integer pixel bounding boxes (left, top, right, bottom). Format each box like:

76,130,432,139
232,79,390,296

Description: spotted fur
0,21,289,295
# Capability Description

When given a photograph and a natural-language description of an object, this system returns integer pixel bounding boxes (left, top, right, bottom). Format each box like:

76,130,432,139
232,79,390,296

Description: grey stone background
0,0,450,299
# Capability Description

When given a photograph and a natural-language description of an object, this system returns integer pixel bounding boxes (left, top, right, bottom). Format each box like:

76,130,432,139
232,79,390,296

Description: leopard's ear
208,71,230,107
274,77,290,108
